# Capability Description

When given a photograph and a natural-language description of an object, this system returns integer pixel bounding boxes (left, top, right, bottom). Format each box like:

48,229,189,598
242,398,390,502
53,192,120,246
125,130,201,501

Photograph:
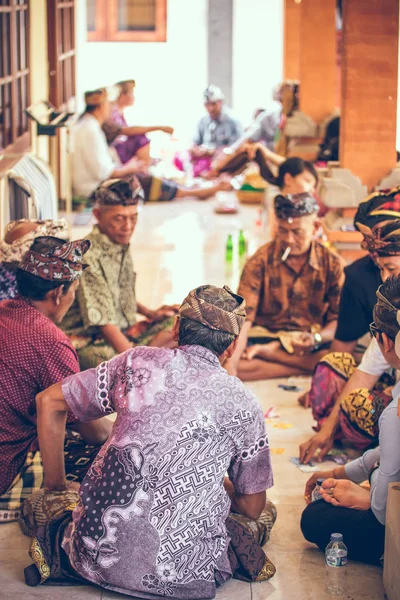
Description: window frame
47,0,77,109
87,0,167,43
0,0,30,155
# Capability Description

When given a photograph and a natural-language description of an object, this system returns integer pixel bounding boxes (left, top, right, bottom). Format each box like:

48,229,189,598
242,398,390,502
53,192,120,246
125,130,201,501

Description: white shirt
357,337,391,377
345,380,400,524
71,114,115,198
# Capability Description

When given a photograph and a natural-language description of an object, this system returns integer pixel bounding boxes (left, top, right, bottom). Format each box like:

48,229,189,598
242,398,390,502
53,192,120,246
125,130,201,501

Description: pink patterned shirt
61,345,272,599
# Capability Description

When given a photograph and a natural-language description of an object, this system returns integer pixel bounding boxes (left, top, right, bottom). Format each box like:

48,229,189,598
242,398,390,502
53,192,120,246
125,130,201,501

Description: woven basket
236,190,265,204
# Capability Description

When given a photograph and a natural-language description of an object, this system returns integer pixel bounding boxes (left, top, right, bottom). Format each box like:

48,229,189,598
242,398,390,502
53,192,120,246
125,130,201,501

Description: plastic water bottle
225,234,233,262
325,533,347,595
311,478,325,502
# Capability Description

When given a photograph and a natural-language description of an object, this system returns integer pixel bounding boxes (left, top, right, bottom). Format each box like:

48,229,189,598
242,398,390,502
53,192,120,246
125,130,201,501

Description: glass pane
0,1,11,6
87,0,96,32
117,0,156,32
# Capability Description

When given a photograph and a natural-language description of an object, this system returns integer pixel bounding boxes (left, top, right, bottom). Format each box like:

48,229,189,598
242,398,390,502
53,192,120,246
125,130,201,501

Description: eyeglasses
369,322,381,339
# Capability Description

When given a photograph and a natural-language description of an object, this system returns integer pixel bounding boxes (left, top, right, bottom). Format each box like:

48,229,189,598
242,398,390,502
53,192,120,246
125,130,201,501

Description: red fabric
0,297,80,495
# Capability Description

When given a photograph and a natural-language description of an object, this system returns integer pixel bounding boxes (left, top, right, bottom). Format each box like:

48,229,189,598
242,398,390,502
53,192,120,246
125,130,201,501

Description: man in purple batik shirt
33,285,276,599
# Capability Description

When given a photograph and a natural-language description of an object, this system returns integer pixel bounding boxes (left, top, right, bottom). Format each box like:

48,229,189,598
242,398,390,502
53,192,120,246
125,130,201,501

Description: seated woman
301,275,400,566
299,190,400,464
102,79,174,166
0,219,68,301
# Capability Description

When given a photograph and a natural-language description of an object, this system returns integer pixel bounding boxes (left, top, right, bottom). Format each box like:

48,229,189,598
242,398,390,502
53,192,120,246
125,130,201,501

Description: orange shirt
238,240,345,332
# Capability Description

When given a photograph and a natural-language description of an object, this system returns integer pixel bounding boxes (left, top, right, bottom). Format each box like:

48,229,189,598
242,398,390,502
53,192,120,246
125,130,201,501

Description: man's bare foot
298,390,310,408
245,341,280,361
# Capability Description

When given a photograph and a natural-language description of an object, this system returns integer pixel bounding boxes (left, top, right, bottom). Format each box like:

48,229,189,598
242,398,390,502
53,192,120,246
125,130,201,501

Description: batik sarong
309,352,394,449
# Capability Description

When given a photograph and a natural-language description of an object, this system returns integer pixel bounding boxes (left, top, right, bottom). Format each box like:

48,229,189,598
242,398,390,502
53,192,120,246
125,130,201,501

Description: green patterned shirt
63,225,137,338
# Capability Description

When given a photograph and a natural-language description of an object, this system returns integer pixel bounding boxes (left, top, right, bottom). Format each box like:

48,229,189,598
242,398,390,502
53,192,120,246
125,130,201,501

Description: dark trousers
301,500,385,566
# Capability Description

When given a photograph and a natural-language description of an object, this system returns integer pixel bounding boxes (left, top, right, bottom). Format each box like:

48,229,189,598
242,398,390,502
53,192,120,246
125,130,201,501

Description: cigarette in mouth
281,246,291,262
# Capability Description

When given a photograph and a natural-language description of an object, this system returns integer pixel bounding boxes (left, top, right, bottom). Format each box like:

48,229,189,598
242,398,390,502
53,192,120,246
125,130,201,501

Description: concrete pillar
208,0,233,106
340,0,399,190
284,0,301,80
299,0,337,123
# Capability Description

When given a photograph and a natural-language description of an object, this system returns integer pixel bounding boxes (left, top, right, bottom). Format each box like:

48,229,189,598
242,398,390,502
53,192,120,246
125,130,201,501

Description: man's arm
100,324,132,354
224,478,266,520
36,383,72,490
299,368,379,464
120,125,173,136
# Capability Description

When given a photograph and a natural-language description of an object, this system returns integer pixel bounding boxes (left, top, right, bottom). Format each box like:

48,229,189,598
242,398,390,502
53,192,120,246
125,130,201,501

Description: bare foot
298,390,310,408
245,341,280,361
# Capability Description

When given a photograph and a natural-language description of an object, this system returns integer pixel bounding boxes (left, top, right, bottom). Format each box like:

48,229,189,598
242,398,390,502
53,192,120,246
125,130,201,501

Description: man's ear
313,217,321,234
381,332,395,354
172,315,180,343
222,336,239,360
92,207,101,222
47,286,64,306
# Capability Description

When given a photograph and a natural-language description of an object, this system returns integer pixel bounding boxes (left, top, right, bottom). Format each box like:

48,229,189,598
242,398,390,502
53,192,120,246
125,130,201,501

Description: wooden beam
340,0,399,189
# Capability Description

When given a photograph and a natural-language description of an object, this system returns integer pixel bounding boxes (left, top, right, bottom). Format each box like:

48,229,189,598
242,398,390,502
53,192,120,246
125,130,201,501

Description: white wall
232,0,284,125
76,0,208,143
76,0,284,140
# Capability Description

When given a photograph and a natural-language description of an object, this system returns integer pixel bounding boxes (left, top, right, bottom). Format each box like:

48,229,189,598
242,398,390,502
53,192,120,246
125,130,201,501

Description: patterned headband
19,237,90,282
274,193,319,221
357,220,400,258
179,285,246,335
0,219,68,263
374,285,400,358
93,176,144,206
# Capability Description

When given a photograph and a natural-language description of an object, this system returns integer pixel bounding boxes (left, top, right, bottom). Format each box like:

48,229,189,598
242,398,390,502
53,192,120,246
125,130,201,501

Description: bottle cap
316,478,325,485
330,533,343,541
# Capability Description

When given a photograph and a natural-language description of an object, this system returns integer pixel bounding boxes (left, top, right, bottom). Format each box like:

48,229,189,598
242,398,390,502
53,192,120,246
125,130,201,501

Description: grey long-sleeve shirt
345,379,400,525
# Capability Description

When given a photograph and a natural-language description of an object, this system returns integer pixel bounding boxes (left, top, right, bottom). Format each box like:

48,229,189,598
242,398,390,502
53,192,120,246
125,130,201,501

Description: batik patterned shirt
63,225,137,337
61,345,272,599
193,108,243,149
238,240,345,331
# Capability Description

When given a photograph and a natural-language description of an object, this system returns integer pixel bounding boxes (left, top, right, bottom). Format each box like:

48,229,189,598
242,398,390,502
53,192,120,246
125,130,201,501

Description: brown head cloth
19,237,90,282
373,283,400,357
354,186,400,231
359,219,400,258
93,176,144,206
179,285,246,335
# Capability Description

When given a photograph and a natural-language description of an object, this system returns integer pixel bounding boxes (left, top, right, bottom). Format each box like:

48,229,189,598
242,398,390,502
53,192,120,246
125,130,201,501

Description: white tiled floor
0,196,385,599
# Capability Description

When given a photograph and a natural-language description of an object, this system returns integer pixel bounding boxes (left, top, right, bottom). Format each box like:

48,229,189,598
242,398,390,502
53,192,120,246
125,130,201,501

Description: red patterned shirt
0,297,80,494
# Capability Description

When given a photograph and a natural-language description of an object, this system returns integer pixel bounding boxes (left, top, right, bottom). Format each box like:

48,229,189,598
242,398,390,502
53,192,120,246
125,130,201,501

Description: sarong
0,432,98,523
74,316,174,371
22,495,277,589
309,352,394,449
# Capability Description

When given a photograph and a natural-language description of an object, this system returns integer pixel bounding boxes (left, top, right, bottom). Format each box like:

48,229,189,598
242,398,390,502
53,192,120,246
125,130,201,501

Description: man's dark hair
178,287,239,356
374,276,400,340
276,157,318,190
16,237,73,301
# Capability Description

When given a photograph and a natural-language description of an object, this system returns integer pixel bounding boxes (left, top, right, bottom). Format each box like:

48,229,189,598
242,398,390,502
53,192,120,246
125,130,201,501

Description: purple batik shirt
61,345,273,599
109,108,150,164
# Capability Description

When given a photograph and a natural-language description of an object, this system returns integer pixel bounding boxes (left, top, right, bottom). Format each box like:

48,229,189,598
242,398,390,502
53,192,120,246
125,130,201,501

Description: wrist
313,332,323,350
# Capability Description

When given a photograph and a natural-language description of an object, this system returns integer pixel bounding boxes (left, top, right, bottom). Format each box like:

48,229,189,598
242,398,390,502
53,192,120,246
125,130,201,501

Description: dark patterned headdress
354,187,400,231
93,176,144,206
19,237,90,282
374,283,400,357
358,219,400,258
274,192,319,221
179,285,246,335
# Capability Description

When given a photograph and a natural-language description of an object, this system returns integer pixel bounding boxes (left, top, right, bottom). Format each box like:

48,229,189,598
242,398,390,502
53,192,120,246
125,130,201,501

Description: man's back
0,298,79,494
61,344,271,599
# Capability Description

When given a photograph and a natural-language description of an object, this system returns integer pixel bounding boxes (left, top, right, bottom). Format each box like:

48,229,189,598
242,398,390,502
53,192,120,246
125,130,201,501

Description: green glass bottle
238,229,247,256
225,234,233,262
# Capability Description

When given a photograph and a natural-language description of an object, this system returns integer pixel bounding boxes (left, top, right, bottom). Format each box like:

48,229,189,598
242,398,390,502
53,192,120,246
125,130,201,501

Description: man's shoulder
314,241,345,266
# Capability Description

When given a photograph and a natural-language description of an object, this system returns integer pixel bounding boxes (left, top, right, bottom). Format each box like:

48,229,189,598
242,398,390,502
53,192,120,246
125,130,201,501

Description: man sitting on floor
63,176,179,370
73,88,231,205
0,236,111,522
102,79,174,166
226,192,345,381
25,285,276,596
174,85,244,177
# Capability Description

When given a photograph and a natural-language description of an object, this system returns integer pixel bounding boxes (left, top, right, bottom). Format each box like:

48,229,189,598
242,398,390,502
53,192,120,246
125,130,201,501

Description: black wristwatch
313,332,323,350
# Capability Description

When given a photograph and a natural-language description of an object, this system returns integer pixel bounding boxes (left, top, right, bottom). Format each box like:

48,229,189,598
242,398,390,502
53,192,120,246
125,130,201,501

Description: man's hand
190,146,208,158
298,390,310,408
291,332,315,356
299,424,335,464
149,305,179,322
320,479,371,511
160,126,174,135
244,142,263,161
304,469,335,504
